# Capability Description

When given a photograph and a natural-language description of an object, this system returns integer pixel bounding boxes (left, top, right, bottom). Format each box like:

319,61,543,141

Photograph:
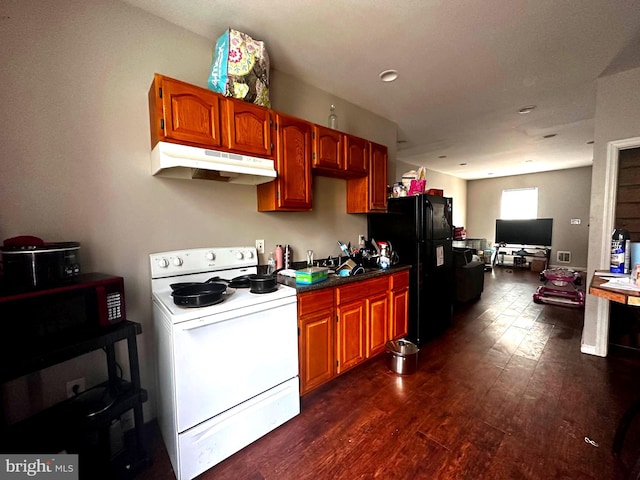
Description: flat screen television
495,218,553,246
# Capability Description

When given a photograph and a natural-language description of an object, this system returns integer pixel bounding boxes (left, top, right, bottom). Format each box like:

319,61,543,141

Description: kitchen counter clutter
278,264,410,291
287,265,411,395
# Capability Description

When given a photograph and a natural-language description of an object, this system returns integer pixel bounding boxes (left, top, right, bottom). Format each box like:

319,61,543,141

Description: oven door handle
178,317,223,331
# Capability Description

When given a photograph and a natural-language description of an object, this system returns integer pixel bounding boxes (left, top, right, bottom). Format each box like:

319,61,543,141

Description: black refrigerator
368,194,454,346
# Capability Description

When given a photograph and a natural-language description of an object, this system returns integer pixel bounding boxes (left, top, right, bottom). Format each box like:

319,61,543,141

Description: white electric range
150,246,299,480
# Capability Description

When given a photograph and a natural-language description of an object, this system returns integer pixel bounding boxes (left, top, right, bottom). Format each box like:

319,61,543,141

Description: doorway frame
593,136,640,357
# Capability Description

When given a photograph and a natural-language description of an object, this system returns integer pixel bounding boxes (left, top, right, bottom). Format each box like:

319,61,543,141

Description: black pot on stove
1,236,81,288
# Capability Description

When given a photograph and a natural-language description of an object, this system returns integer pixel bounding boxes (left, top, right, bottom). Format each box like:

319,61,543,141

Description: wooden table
589,270,640,306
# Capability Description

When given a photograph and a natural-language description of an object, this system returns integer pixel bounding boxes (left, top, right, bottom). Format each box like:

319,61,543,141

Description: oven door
172,295,298,432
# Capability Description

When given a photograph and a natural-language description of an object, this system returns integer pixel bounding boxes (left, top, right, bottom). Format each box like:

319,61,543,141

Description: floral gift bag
208,28,270,107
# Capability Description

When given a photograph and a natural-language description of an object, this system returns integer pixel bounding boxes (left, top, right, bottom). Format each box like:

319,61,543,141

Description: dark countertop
277,264,411,293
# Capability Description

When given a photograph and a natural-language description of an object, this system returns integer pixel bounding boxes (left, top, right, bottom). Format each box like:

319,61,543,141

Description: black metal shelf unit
0,320,150,479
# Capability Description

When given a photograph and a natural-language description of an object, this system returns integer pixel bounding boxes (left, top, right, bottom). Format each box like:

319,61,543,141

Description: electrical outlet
570,218,581,225
66,377,85,398
358,234,365,245
255,239,265,254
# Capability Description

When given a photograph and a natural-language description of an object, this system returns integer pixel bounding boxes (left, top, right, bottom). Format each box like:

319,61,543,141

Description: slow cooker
1,236,81,288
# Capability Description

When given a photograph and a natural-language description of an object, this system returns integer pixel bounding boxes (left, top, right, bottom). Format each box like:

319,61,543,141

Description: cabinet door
336,300,366,374
299,308,335,395
277,114,312,209
389,271,409,340
346,142,388,213
223,98,272,157
344,135,368,175
367,292,389,357
369,142,388,211
389,288,409,340
258,113,312,211
150,74,222,149
313,125,343,171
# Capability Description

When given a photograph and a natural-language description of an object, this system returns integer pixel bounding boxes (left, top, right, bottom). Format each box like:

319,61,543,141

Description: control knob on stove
245,250,254,259
158,258,169,268
173,257,183,266
205,251,216,261
236,251,244,260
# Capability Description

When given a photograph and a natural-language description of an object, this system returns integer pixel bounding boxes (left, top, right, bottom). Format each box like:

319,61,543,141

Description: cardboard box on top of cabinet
208,28,271,107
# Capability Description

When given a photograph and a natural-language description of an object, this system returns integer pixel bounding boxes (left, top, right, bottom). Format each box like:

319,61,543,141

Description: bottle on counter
267,252,276,274
284,244,293,270
275,244,283,270
611,228,631,274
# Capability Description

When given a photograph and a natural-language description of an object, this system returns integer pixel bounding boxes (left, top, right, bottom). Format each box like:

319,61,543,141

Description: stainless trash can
386,338,419,375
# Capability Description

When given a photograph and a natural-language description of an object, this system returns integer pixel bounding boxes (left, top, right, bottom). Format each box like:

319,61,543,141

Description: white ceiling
124,0,640,180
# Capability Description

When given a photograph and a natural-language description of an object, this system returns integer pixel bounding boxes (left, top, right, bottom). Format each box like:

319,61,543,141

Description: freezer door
423,195,453,240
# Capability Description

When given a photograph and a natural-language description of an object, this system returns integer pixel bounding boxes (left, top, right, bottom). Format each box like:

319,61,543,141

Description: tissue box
295,267,329,285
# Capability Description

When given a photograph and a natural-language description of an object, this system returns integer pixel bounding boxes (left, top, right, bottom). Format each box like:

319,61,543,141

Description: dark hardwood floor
136,267,640,480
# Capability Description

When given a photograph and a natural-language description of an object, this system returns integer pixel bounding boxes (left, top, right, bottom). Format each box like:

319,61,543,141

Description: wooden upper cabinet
346,141,388,213
369,142,389,211
312,125,344,173
344,134,369,175
148,74,222,149
222,98,273,158
257,113,312,211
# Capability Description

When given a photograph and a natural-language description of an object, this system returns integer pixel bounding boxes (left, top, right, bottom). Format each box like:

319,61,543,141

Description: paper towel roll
631,242,640,268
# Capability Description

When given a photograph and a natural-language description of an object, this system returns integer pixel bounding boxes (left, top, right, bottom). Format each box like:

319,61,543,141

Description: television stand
493,244,551,271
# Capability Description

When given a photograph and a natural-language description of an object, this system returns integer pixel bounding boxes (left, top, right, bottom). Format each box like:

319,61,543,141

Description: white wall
393,160,468,228
466,167,592,269
0,0,397,423
583,66,640,355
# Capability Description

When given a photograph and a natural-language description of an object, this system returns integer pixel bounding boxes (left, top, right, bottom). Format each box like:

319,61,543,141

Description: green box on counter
295,267,329,285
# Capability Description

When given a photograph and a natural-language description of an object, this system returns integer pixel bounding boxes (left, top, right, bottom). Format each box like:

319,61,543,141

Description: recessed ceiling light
518,105,536,114
543,133,557,139
438,155,447,159
379,69,398,82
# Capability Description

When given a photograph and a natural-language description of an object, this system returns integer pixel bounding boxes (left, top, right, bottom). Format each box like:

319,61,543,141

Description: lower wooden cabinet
297,270,409,395
336,300,366,374
367,292,389,358
298,289,335,396
389,271,409,340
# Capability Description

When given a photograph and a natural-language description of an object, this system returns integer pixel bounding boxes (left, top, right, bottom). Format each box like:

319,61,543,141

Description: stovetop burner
150,247,297,323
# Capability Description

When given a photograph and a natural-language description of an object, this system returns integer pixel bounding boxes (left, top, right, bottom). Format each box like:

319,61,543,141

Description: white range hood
151,141,277,185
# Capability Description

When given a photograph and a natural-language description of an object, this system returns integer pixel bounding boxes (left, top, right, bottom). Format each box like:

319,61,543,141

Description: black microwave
0,273,126,339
